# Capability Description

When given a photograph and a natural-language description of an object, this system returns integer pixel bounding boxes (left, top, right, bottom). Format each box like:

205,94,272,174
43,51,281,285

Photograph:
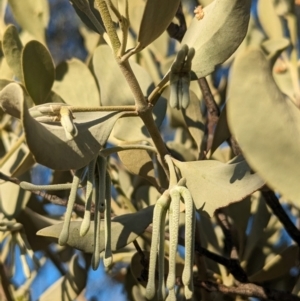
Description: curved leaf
174,157,264,216
37,206,154,253
0,80,23,118
135,0,180,51
2,25,23,81
22,40,55,105
8,0,49,43
1,83,123,170
227,49,300,203
52,58,100,106
181,0,251,78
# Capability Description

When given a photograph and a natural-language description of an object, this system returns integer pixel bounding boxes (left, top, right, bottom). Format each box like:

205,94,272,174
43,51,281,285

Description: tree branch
197,281,300,301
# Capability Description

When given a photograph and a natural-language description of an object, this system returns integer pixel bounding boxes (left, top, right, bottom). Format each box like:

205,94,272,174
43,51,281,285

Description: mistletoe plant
0,0,300,301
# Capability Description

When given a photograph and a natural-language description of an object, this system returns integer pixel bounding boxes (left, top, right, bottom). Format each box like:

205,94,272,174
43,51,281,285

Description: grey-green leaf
0,83,123,170
174,157,265,216
135,0,180,51
37,206,154,253
227,48,300,203
93,44,166,141
2,25,23,81
52,58,100,106
181,0,251,78
22,40,55,105
8,0,49,43
118,148,157,187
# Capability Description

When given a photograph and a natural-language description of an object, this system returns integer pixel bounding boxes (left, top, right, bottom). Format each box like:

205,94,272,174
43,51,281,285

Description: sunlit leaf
0,83,123,170
257,0,284,39
22,40,55,105
0,80,24,118
0,172,31,219
53,58,100,106
37,206,154,253
174,156,264,216
181,0,251,78
93,44,166,141
2,25,23,81
135,0,180,51
39,254,87,301
227,48,300,203
8,0,49,43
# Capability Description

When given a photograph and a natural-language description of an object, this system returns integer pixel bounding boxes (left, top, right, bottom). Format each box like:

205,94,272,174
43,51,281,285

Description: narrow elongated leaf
174,157,264,216
39,255,87,301
22,40,55,105
8,0,49,43
52,58,100,106
227,49,300,203
249,245,299,282
69,0,104,34
257,0,284,39
2,25,23,81
37,206,154,253
181,0,251,78
135,0,180,51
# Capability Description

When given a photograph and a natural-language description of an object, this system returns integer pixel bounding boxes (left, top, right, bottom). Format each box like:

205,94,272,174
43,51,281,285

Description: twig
198,77,220,152
262,190,300,246
197,281,300,301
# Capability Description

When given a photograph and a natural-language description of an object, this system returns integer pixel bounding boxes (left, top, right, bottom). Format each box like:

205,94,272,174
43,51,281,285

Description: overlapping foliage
0,0,300,300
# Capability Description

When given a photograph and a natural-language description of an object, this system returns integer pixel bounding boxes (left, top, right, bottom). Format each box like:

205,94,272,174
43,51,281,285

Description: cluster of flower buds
145,178,195,301
21,155,113,270
169,44,195,110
